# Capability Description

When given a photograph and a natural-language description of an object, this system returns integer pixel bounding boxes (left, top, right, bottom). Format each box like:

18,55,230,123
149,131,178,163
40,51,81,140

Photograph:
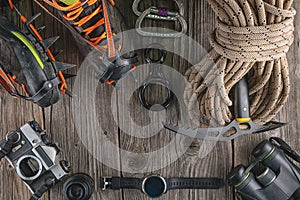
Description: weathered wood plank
117,1,232,200
0,0,299,200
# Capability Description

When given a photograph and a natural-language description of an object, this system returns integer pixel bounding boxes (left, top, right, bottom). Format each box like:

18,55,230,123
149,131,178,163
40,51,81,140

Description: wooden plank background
0,0,299,199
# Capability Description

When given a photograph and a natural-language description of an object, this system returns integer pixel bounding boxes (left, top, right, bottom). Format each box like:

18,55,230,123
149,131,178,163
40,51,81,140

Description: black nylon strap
107,177,142,190
270,137,300,163
102,176,223,191
26,77,61,103
0,68,61,102
0,140,13,160
29,178,55,200
167,178,223,190
99,53,138,84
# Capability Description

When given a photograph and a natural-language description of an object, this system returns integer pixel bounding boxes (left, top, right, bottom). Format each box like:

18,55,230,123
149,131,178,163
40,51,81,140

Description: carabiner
133,0,187,37
132,0,185,20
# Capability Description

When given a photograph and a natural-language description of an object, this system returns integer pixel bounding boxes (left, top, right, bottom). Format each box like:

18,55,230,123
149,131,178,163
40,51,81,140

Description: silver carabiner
132,0,185,19
133,0,187,37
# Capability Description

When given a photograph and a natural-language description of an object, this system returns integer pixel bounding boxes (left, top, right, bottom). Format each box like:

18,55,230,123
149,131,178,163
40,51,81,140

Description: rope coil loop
184,0,295,127
210,9,295,62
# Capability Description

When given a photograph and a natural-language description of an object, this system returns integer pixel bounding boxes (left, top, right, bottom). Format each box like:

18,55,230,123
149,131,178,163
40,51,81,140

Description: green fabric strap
59,0,77,5
11,31,44,69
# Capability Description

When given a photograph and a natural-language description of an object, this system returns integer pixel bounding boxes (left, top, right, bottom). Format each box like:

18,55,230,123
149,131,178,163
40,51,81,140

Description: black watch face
143,176,166,198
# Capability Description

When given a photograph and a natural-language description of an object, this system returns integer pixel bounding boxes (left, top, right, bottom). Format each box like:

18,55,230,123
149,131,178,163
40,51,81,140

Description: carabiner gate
133,0,187,37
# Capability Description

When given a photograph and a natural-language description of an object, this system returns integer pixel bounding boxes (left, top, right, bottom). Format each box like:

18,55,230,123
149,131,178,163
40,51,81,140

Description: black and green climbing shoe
0,14,75,107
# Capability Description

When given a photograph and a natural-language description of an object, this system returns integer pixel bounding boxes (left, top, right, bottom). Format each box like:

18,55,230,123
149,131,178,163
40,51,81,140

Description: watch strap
101,177,142,190
167,178,223,190
101,176,224,191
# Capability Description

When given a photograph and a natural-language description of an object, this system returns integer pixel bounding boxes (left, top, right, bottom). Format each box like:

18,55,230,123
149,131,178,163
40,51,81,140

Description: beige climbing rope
184,0,296,127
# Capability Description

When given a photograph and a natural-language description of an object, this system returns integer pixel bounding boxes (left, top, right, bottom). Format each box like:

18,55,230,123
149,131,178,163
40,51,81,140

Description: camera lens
68,183,85,198
256,167,276,186
252,140,274,160
63,173,94,200
16,155,43,181
228,165,248,187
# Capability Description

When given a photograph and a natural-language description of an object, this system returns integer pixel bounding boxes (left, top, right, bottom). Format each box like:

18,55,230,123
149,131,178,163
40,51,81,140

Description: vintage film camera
228,137,300,200
0,121,71,200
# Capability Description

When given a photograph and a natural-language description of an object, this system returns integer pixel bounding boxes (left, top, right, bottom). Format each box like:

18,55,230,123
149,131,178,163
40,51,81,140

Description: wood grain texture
0,0,299,200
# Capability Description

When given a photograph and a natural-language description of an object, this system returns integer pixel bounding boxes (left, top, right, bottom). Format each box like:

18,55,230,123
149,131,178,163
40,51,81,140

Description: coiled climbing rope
184,0,296,127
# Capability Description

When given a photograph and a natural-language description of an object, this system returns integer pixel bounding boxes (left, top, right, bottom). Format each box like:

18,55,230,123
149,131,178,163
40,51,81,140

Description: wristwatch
100,175,223,198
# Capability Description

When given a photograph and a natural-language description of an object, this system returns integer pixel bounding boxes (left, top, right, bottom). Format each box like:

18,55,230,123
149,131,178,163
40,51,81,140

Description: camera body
0,121,70,199
228,138,300,200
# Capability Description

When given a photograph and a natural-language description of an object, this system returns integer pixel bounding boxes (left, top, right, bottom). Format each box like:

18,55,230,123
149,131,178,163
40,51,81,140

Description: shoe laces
33,0,137,85
43,0,117,57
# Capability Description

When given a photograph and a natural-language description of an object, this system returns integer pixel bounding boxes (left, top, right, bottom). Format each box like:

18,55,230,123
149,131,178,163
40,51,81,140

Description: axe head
163,120,287,141
253,121,288,133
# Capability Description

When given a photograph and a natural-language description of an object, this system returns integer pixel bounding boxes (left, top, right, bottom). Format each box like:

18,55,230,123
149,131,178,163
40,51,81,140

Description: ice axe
164,76,287,141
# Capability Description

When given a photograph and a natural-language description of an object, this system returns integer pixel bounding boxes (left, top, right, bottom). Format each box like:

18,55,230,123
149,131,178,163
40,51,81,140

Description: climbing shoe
0,13,75,107
35,0,138,86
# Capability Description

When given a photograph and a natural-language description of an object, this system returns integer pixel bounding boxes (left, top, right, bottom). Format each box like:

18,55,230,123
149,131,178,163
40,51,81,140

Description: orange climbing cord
7,74,29,96
43,0,116,51
8,0,14,10
101,0,115,58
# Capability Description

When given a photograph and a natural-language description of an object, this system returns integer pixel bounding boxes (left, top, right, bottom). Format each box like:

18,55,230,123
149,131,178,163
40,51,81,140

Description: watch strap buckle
101,177,112,190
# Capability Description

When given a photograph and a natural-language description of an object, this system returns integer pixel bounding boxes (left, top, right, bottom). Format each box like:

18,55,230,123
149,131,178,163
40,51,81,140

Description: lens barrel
256,168,276,186
228,165,269,199
250,139,300,200
252,140,274,160
228,165,248,187
252,140,290,173
63,173,95,200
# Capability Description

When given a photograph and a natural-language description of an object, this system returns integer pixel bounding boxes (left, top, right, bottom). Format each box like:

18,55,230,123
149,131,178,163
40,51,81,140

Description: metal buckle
101,177,111,190
133,0,187,37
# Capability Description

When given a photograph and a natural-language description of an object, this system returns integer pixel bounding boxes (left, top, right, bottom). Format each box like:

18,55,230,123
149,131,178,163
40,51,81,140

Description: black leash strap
25,77,61,103
270,137,300,163
30,178,55,200
0,65,61,103
0,138,13,160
